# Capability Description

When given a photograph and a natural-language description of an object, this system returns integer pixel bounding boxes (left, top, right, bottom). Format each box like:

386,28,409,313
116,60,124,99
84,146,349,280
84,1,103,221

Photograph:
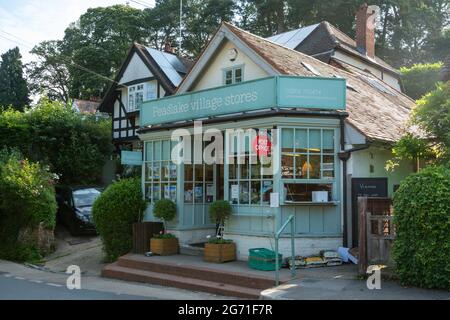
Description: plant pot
204,242,236,263
150,238,179,256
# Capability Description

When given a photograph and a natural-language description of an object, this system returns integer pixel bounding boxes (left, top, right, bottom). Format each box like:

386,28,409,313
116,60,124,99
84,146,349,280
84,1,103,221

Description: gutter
338,117,370,247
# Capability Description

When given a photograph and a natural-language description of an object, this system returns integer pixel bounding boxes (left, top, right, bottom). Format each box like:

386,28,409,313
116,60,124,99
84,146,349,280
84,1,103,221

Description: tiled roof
269,21,399,75
225,22,415,143
73,99,100,114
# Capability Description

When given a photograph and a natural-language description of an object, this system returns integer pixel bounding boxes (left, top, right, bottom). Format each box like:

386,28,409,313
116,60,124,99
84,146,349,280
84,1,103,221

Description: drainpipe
339,117,370,247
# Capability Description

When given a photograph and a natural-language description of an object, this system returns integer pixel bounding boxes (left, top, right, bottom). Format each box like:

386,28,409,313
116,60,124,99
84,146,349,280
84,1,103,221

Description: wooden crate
150,238,179,256
204,243,236,263
132,222,164,254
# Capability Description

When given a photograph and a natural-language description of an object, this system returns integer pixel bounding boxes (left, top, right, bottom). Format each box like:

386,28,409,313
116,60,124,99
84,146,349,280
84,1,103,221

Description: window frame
222,65,245,85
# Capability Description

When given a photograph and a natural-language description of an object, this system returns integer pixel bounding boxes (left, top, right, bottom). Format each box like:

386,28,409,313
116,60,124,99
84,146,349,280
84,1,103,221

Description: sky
0,0,156,63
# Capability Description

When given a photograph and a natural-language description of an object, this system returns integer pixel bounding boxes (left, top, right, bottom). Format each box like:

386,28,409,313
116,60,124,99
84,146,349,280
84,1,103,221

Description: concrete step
116,254,277,290
102,263,262,299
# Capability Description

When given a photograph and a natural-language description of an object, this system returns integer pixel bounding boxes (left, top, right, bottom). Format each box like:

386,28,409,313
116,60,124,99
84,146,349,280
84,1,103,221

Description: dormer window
223,66,244,85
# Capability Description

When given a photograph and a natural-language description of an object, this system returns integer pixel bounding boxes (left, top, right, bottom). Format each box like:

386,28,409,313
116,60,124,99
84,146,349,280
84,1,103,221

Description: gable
192,40,269,91
119,52,153,85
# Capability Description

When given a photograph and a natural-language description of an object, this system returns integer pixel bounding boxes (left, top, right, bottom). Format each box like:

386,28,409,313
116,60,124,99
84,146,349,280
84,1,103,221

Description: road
0,273,152,300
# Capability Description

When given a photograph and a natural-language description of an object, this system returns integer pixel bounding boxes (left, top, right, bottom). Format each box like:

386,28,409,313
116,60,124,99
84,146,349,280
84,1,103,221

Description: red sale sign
252,134,271,156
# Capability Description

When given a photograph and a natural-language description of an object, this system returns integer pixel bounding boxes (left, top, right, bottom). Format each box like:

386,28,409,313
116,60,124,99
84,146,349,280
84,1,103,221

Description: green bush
153,199,177,232
0,148,57,262
92,178,147,262
392,165,450,290
209,200,232,225
0,98,112,185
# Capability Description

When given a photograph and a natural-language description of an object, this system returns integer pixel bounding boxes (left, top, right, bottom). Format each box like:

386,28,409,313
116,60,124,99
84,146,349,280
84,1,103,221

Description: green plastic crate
248,248,283,271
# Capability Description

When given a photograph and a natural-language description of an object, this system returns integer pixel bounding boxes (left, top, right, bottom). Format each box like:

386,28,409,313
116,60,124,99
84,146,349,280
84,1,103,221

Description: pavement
261,266,450,300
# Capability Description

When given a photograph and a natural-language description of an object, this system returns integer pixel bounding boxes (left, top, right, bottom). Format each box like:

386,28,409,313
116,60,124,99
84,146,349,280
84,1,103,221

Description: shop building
136,22,415,260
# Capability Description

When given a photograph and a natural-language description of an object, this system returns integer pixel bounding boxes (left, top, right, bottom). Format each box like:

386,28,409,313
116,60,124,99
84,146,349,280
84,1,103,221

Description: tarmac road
0,273,152,300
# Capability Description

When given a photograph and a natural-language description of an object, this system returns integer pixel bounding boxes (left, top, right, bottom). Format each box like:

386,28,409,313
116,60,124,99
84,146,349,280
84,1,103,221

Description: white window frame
128,83,145,112
223,65,244,85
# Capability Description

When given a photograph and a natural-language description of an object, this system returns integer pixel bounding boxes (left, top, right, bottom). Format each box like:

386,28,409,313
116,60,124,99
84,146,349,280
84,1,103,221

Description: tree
26,41,71,105
60,5,149,100
0,47,30,111
400,62,443,100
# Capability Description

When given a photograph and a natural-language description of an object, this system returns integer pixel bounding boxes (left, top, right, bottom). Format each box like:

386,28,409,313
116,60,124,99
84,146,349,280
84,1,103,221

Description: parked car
55,186,103,236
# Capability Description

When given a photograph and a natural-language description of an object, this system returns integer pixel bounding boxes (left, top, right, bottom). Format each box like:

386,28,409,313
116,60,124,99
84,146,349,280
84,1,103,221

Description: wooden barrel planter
150,237,179,256
204,242,236,263
132,222,164,254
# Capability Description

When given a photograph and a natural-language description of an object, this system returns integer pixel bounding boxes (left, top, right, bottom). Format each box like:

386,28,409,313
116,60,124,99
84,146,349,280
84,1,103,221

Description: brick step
102,263,261,299
117,254,277,290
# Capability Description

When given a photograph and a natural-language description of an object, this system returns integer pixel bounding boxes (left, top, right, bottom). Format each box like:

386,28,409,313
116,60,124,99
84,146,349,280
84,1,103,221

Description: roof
98,44,193,113
268,21,400,75
205,22,415,143
73,99,100,114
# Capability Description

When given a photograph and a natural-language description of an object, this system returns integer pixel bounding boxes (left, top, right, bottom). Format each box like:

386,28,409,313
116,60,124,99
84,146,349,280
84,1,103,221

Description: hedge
393,165,450,290
92,178,147,262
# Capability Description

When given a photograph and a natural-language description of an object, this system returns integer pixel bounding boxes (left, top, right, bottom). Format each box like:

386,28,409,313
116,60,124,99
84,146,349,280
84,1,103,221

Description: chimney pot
356,3,379,59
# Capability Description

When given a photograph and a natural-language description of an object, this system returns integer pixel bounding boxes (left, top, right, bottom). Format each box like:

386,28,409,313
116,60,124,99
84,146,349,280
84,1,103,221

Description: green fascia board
140,76,346,127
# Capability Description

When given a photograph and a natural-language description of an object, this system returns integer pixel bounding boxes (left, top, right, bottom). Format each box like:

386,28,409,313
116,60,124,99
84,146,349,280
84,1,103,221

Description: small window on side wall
223,66,243,85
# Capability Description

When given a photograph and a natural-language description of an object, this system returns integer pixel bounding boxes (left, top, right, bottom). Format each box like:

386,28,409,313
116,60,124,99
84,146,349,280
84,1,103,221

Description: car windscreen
73,188,102,207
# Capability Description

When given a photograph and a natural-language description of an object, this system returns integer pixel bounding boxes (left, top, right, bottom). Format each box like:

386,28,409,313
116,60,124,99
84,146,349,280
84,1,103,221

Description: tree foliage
0,47,30,111
393,165,450,290
0,148,57,262
92,178,147,262
400,63,443,100
0,99,112,185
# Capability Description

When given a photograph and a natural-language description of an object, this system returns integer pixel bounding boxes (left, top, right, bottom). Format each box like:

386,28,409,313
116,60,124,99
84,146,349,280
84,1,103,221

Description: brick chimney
355,4,379,59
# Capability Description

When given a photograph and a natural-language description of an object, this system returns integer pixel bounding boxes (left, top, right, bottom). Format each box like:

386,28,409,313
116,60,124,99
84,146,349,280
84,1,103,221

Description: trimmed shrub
392,165,450,290
0,148,57,262
400,62,443,100
209,200,232,225
92,178,147,262
153,199,177,233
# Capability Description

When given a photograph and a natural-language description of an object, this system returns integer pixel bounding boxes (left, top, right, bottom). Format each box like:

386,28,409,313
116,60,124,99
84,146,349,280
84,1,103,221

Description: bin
248,248,283,271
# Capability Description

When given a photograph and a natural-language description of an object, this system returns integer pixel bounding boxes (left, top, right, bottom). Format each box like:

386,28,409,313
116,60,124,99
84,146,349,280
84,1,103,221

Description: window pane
184,164,193,181
229,184,238,205
169,185,177,202
154,141,161,160
194,165,203,181
251,163,261,179
235,68,242,80
184,183,193,203
162,140,171,160
309,155,321,179
323,130,334,153
281,155,294,178
322,155,334,179
145,184,152,202
146,142,153,161
262,160,273,178
194,183,203,203
205,165,214,182
146,163,153,181
168,163,177,181
136,92,144,106
251,181,261,204
284,183,332,202
152,184,161,202
240,181,249,204
206,183,214,203
262,180,273,204
294,154,308,179
229,157,237,180
309,129,321,153
282,129,294,152
295,129,308,153
239,156,249,179
151,162,161,180
225,70,233,85
162,161,170,180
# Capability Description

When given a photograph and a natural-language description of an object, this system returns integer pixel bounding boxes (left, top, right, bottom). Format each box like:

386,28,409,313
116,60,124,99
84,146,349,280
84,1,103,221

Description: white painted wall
348,145,413,197
332,50,401,91
193,40,269,91
119,52,153,85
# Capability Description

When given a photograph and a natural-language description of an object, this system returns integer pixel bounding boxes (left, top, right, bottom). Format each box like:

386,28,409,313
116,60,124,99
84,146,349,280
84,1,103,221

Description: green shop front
138,76,347,260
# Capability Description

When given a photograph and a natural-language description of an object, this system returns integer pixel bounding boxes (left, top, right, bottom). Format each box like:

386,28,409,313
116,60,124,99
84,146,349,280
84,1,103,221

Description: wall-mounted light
228,48,238,61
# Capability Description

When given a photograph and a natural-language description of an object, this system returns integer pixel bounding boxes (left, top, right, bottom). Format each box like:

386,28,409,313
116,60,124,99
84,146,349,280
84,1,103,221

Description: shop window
281,128,335,180
144,140,177,203
184,141,216,204
228,129,274,206
223,66,244,85
284,183,333,202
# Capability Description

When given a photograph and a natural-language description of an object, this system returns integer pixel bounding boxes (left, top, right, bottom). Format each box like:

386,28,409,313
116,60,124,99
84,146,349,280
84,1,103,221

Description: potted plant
204,200,236,263
150,199,178,255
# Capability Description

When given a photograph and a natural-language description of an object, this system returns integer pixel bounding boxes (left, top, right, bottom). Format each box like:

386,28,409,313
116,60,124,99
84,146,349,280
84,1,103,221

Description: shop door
351,178,388,247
